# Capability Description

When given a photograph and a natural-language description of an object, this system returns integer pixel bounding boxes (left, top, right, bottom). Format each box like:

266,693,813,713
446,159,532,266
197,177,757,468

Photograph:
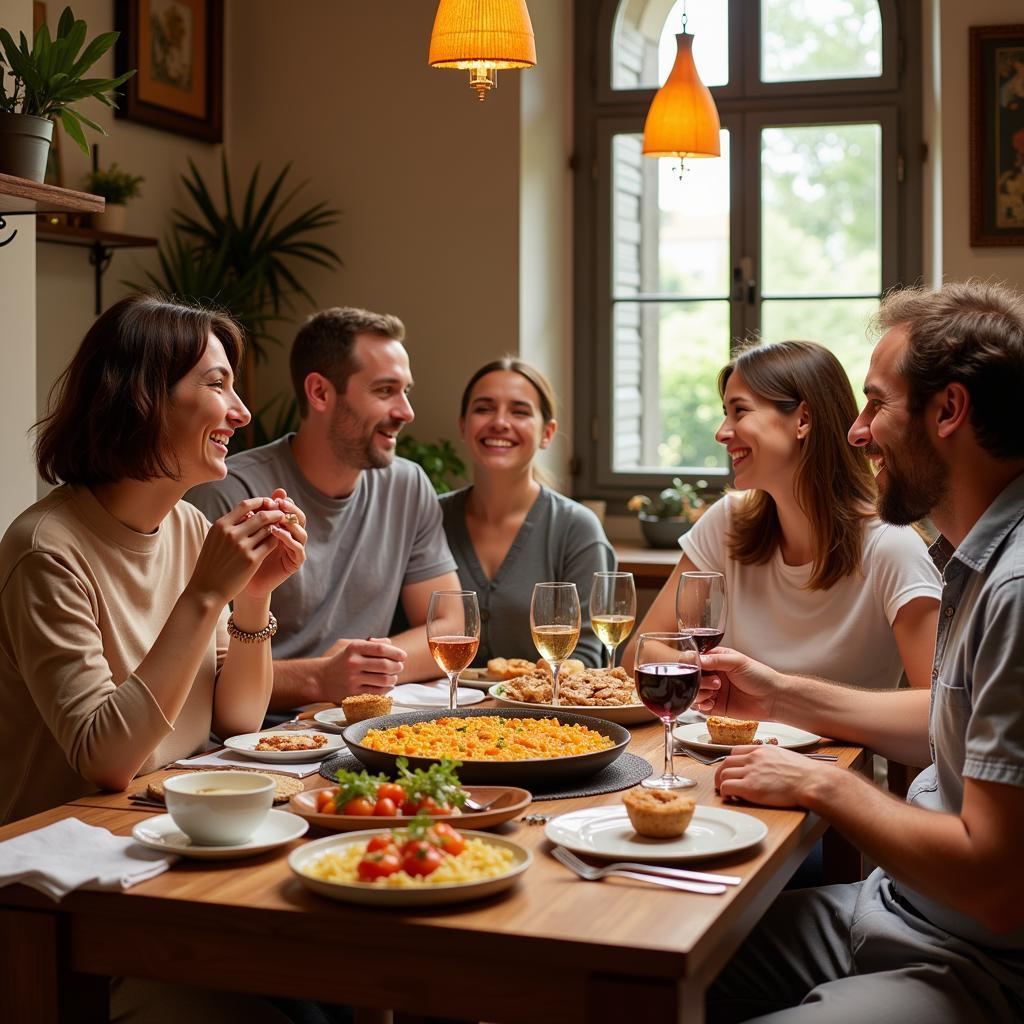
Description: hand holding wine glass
676,571,727,652
635,632,701,790
426,590,480,711
530,582,581,707
589,571,637,668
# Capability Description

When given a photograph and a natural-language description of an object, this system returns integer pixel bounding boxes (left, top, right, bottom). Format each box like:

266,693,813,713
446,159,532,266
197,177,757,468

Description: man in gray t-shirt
696,281,1024,1021
188,307,459,712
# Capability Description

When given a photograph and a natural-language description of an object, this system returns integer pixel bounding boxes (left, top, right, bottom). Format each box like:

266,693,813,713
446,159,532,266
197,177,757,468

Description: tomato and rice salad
360,715,614,761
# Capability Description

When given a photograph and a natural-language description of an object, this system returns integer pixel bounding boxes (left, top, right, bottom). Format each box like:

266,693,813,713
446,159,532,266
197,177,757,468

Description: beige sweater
0,486,228,824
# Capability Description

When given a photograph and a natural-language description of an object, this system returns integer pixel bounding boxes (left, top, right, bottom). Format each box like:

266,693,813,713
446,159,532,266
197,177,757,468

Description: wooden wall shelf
36,220,158,315
0,172,105,251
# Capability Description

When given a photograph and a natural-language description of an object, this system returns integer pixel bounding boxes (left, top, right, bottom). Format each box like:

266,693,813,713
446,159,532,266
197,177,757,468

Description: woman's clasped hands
192,487,307,604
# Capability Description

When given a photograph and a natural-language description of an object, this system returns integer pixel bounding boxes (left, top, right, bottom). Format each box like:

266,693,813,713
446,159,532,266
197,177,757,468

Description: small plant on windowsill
83,163,143,233
628,478,712,548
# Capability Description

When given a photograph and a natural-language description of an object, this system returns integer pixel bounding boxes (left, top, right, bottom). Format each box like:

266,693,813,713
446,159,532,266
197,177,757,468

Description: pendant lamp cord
681,0,688,33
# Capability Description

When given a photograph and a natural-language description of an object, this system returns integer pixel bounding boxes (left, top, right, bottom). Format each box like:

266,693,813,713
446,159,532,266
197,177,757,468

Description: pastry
486,657,537,680
622,788,696,838
341,693,394,723
706,715,758,745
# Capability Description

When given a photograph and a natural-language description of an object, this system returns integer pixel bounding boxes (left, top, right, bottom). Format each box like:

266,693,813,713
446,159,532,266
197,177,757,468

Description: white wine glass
589,571,637,668
634,632,701,790
426,590,480,711
530,582,581,707
676,571,727,653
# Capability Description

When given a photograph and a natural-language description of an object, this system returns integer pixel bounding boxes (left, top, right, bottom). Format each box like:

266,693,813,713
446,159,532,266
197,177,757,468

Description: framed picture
970,24,1024,246
114,0,223,143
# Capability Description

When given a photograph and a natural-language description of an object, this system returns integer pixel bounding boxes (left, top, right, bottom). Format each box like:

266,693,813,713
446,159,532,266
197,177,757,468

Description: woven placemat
319,752,652,800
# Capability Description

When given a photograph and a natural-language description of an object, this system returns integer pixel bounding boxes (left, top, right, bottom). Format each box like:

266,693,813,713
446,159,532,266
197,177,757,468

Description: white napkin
171,748,325,777
0,817,176,901
392,681,482,708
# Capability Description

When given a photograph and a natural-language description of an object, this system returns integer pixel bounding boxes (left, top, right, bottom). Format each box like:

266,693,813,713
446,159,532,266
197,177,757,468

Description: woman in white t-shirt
623,341,940,691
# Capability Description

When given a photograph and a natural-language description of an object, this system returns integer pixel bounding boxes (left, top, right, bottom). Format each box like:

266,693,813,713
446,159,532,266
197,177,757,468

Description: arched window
573,0,920,492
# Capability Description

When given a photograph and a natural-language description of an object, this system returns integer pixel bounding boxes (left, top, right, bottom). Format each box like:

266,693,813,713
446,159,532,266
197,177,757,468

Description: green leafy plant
628,478,713,522
82,162,143,204
396,435,466,494
0,6,134,153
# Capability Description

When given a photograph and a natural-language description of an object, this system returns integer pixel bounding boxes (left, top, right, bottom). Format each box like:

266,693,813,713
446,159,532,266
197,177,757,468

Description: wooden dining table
0,708,866,1024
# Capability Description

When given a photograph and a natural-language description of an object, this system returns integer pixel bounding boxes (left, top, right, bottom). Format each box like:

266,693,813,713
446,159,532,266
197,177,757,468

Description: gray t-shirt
186,436,457,660
439,486,616,668
900,471,1024,952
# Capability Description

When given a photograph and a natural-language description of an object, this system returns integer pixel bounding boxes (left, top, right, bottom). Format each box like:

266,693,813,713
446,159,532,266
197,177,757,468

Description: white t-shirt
680,493,941,690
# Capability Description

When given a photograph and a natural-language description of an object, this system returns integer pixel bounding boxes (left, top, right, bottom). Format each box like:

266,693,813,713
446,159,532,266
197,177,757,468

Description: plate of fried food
673,716,821,753
341,707,631,785
489,664,654,725
290,823,532,906
222,730,347,763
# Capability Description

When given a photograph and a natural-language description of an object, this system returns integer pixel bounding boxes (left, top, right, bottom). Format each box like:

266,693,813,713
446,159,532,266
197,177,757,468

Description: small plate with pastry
673,717,821,753
223,730,347,763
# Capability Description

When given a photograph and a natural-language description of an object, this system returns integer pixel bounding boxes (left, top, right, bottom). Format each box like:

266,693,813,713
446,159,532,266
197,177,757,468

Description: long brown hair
719,341,877,590
35,294,244,485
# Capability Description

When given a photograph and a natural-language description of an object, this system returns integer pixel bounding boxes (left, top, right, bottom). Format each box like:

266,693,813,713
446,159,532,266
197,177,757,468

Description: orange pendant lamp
428,0,537,101
642,22,720,166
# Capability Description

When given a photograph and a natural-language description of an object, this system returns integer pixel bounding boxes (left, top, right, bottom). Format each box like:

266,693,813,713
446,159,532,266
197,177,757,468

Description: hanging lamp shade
429,0,536,99
642,33,721,159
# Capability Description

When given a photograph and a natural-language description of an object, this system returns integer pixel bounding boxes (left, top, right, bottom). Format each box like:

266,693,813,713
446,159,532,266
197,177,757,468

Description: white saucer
312,684,485,732
545,805,767,862
131,810,309,859
673,721,821,753
223,730,346,762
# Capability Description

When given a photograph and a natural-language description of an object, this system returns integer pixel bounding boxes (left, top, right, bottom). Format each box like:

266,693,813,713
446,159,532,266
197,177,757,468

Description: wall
925,0,1024,284
226,0,521,465
0,0,36,531
33,0,225,496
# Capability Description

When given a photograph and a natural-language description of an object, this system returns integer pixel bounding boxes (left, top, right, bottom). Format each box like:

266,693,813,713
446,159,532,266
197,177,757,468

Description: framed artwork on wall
970,24,1024,246
114,0,223,143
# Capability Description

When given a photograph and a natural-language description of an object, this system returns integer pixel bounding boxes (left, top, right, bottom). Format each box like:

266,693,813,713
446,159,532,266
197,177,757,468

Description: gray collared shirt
899,471,1024,951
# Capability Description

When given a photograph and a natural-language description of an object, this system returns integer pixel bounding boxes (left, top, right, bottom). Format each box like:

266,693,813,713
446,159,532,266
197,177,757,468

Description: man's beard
328,401,400,471
872,418,948,526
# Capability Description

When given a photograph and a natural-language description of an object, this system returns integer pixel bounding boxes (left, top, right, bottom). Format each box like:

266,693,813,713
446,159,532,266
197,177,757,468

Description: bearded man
189,307,459,711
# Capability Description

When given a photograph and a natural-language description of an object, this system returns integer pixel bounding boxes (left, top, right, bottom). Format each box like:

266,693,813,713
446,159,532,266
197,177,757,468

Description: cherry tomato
378,783,405,805
366,833,398,854
315,790,334,812
321,799,337,815
406,796,451,816
402,840,443,877
357,851,402,881
428,822,466,856
373,797,399,817
343,797,375,816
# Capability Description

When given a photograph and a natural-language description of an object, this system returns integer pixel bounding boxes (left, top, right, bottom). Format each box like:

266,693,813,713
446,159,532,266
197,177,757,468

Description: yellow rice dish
304,837,515,888
361,715,614,761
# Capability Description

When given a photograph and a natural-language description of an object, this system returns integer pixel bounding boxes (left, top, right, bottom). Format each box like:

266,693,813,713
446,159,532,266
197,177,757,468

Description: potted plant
396,436,466,494
0,7,134,182
83,163,143,233
627,478,714,548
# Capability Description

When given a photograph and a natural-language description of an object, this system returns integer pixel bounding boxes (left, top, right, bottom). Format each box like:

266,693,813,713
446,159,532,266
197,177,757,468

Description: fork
551,846,728,894
677,747,839,766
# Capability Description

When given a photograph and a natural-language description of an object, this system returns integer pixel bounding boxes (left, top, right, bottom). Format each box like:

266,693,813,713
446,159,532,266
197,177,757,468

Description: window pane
761,123,881,296
612,300,730,472
613,131,730,298
761,0,882,82
612,0,728,91
761,297,879,396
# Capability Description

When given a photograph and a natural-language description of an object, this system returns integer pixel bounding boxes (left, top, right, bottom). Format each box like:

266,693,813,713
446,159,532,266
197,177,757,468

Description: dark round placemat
319,751,652,800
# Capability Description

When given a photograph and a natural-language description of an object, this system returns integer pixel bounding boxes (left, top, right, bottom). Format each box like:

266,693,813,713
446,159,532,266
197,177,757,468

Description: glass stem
551,663,560,706
606,644,615,669
663,720,674,777
448,671,458,711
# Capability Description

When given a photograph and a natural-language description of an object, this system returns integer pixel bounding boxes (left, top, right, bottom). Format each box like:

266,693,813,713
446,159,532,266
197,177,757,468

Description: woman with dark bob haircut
624,340,940,698
0,294,307,826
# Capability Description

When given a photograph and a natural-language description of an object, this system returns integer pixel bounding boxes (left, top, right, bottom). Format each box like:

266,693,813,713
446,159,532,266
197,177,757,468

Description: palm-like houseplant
129,157,342,448
0,7,134,180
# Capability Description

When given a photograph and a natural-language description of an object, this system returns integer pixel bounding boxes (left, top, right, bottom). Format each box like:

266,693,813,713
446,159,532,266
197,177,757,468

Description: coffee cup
163,771,274,845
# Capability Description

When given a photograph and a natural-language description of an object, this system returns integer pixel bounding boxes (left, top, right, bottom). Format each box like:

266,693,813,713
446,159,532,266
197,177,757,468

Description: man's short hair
875,280,1024,460
290,306,406,417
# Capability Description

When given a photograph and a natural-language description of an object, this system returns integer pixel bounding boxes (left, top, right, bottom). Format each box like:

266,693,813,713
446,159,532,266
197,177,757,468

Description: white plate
132,810,308,860
487,684,656,726
673,721,821,753
312,684,485,732
289,829,531,906
222,730,347,762
544,805,767,863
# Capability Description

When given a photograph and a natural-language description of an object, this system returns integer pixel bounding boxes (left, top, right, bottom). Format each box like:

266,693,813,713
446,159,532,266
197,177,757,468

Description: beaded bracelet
227,611,278,644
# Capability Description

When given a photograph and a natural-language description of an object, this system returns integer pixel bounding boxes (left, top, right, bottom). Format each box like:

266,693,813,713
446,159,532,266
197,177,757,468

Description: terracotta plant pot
0,112,53,182
638,512,692,549
91,204,127,234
